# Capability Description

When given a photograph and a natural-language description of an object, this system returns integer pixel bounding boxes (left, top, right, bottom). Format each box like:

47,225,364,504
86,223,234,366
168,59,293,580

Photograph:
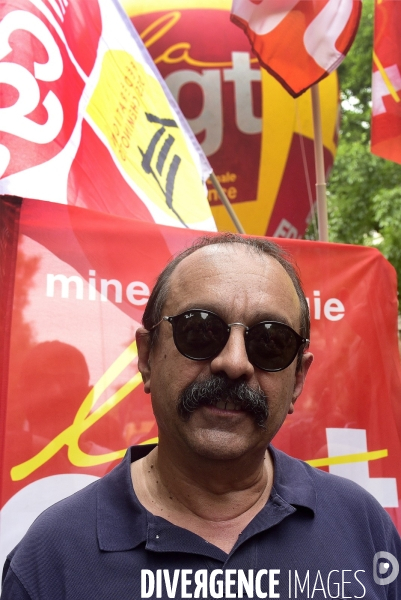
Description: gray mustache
177,374,268,428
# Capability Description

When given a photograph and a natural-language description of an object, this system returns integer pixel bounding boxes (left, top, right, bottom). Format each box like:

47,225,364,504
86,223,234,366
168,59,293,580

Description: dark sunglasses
150,309,309,372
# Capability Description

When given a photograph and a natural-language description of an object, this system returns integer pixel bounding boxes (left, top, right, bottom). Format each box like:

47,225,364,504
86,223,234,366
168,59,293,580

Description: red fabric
0,1,212,229
231,0,362,97
1,197,401,555
266,134,333,237
67,120,154,222
0,195,22,510
371,0,401,164
0,0,101,179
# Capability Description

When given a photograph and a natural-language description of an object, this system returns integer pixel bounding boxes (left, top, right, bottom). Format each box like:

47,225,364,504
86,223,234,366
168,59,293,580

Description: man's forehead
173,242,284,276
167,243,299,306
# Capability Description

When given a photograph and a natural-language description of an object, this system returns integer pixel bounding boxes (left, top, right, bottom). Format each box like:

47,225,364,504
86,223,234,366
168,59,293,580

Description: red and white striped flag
231,0,362,97
371,0,401,165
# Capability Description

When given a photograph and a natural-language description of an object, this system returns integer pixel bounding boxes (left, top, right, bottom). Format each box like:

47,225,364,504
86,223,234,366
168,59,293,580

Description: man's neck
130,442,274,553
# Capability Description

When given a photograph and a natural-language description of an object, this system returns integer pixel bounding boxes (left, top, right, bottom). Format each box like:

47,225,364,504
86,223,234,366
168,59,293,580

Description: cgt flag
0,0,215,230
371,0,401,164
127,1,339,239
230,0,362,98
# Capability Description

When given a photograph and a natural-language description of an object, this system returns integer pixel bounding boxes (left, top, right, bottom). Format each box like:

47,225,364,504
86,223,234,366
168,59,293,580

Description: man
2,234,400,599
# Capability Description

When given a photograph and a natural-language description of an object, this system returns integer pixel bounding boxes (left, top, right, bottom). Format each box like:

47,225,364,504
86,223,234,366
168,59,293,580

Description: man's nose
210,324,254,379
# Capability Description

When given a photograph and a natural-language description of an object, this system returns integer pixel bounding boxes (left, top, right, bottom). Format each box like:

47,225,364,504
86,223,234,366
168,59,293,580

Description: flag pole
209,172,246,234
311,84,329,242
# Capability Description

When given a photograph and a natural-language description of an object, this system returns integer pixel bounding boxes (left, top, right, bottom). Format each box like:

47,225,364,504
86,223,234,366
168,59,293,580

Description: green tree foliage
307,0,401,292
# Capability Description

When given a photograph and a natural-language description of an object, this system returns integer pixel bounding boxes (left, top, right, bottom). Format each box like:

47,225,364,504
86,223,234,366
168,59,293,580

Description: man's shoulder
8,476,101,560
2,449,151,599
8,447,140,555
2,478,101,599
272,445,397,528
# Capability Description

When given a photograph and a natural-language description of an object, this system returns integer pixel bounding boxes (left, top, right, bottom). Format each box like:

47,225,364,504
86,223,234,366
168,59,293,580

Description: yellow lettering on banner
140,12,181,49
140,12,258,68
124,0,232,13
11,342,143,481
306,449,388,468
86,50,211,227
140,437,158,445
154,42,234,68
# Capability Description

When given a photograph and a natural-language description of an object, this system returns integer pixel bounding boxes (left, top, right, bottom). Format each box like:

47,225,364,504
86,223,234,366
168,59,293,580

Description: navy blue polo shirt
2,445,400,599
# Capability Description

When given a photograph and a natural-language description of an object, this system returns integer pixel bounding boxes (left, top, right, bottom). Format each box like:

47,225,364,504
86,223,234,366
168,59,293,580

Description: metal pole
209,172,246,234
311,84,329,242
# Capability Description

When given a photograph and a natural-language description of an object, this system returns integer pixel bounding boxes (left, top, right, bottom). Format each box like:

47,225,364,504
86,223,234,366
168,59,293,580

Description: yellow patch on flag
87,50,210,225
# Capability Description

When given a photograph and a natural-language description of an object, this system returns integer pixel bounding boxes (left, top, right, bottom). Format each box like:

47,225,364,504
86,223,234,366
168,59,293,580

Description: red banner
230,0,362,98
1,195,401,565
371,0,401,164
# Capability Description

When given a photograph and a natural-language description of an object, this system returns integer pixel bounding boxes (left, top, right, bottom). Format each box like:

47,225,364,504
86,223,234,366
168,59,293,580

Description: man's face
137,244,312,461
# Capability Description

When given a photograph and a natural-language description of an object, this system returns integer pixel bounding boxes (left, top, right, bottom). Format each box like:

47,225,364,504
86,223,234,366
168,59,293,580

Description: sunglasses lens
168,311,304,370
174,311,228,360
247,322,300,371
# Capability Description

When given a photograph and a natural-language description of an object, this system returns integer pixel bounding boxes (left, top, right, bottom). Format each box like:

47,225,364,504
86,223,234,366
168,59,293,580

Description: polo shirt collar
270,445,317,514
97,444,316,553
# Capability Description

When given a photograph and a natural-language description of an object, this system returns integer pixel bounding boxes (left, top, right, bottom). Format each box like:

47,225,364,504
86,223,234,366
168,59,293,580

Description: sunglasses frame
150,309,309,372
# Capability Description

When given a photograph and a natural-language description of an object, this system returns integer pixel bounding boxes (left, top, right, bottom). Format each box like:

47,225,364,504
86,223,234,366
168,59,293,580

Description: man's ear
288,351,313,414
136,327,152,394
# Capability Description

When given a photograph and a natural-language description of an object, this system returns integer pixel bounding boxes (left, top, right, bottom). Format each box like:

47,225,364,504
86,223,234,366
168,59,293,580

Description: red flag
371,0,401,164
0,0,215,230
230,0,362,97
